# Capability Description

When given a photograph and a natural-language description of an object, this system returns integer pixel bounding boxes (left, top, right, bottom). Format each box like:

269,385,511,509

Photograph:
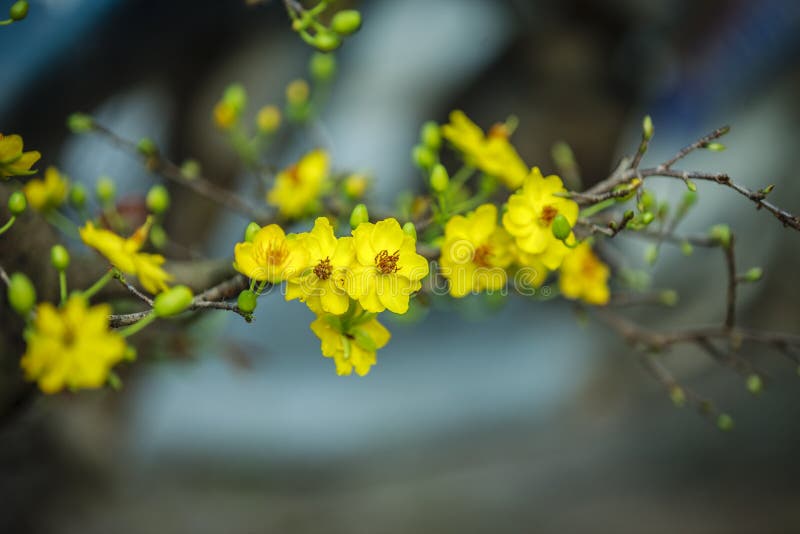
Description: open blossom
20,296,127,394
346,218,429,314
440,204,513,298
441,110,528,189
502,167,578,270
233,224,307,283
310,307,391,376
267,149,329,218
558,242,610,305
80,216,173,294
0,133,41,178
286,217,354,315
23,166,68,211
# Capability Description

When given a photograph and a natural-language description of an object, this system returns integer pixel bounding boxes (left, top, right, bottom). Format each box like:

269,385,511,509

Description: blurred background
2,0,800,532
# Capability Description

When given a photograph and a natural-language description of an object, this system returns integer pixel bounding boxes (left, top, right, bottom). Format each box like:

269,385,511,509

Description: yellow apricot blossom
286,217,354,315
233,224,308,283
80,217,173,294
441,110,528,189
20,295,127,394
440,204,513,297
510,244,550,290
0,133,41,178
23,166,68,211
559,242,610,305
310,308,391,376
502,167,578,270
213,101,237,130
267,149,329,218
346,218,429,314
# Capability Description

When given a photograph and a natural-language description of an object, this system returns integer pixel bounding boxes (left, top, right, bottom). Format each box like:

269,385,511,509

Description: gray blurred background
2,0,800,532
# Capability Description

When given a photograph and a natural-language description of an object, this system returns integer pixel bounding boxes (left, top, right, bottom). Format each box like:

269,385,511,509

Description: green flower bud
412,144,436,170
760,184,775,196
743,267,762,282
659,289,678,306
153,285,194,318
709,224,731,248
680,241,693,256
237,289,257,313
181,159,201,180
642,115,654,140
7,191,26,215
350,203,369,229
146,184,170,214
286,79,310,105
244,222,261,243
7,272,35,316
550,214,571,241
685,180,697,192
313,31,342,53
429,164,449,192
149,224,167,249
50,245,70,271
310,52,337,81
402,221,417,240
640,190,655,211
641,211,655,225
67,112,93,134
746,374,763,395
644,244,659,265
95,176,115,203
9,1,28,21
69,183,87,208
331,9,362,36
706,142,726,152
716,413,734,431
137,137,157,157
420,121,441,150
223,83,247,113
669,386,685,407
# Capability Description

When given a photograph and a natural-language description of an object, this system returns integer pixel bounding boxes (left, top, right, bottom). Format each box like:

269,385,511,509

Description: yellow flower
558,242,610,305
510,244,550,290
233,224,308,283
286,217,354,315
213,101,237,130
343,173,369,199
80,217,173,294
267,149,330,218
22,166,68,211
20,295,126,394
0,133,41,178
346,218,429,314
440,204,513,298
310,308,391,376
502,167,578,270
441,110,528,189
256,105,282,134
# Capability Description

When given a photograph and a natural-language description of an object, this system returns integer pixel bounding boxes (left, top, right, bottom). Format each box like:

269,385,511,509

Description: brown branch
723,236,737,329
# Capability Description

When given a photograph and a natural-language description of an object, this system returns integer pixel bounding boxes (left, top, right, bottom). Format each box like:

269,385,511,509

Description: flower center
488,123,510,140
262,241,288,266
473,244,493,268
287,165,301,185
581,256,600,278
539,205,558,226
313,257,333,280
375,249,400,274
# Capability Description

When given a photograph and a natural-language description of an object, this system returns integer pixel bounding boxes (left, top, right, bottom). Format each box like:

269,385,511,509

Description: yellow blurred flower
23,166,68,211
502,167,578,270
256,105,282,134
346,218,429,314
233,224,308,283
441,110,528,189
0,133,40,178
267,149,330,218
558,242,610,305
286,79,310,105
343,173,369,199
510,244,550,290
440,204,513,298
213,101,237,130
80,216,173,294
20,295,126,394
286,217,354,315
310,307,391,376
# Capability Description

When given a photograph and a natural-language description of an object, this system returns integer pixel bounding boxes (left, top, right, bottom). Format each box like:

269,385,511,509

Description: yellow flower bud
256,105,282,134
213,101,237,130
286,79,310,105
153,286,194,318
343,173,368,199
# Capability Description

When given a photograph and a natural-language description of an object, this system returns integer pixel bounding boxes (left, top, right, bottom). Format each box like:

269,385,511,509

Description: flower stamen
314,257,333,280
539,205,558,226
473,244,493,268
375,249,400,274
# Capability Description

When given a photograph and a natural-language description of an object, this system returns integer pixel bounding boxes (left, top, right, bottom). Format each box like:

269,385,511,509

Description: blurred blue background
2,0,800,532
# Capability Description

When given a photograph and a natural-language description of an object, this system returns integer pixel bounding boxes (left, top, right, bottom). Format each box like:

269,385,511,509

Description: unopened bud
412,144,436,170
420,121,441,150
153,286,194,318
237,290,257,313
709,224,732,248
350,203,369,229
7,272,35,316
659,289,678,306
95,176,115,203
7,191,26,215
644,244,659,265
706,142,726,152
181,159,201,180
256,106,282,134
313,31,342,52
69,183,87,208
716,413,734,431
50,245,70,271
746,374,763,395
402,221,417,240
286,79,310,105
669,386,685,407
146,185,170,214
641,212,655,225
9,1,28,21
550,214,571,241
67,112,93,134
331,9,362,36
244,222,261,243
680,241,693,256
430,164,449,192
149,224,167,249
642,115,654,140
743,267,762,282
137,137,157,157
309,52,337,81
223,83,247,113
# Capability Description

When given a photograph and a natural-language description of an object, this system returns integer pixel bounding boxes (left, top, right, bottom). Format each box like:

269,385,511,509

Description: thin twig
723,236,737,329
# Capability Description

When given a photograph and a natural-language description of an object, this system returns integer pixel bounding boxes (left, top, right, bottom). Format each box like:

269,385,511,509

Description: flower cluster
267,149,330,219
23,166,68,211
232,216,429,376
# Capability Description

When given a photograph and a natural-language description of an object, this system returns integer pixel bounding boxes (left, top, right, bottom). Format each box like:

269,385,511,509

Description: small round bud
310,52,337,81
50,245,70,271
550,214,571,241
642,115,654,140
412,145,436,170
8,191,26,215
640,191,655,211
659,289,678,307
680,241,693,256
69,183,87,208
237,289,257,313
331,9,362,36
420,121,441,150
350,203,369,229
149,224,167,249
313,31,342,53
137,137,157,157
709,224,732,248
7,272,36,316
244,222,261,243
430,164,449,192
153,285,194,318
9,1,28,22
644,244,659,265
286,79,310,105
256,105,282,134
343,174,368,199
402,221,417,240
95,176,116,203
213,101,237,130
743,267,763,282
641,212,655,225
181,159,201,180
67,112,93,134
223,83,247,113
669,386,686,407
706,142,726,152
746,374,763,395
716,413,734,431
685,180,697,193
146,184,170,214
